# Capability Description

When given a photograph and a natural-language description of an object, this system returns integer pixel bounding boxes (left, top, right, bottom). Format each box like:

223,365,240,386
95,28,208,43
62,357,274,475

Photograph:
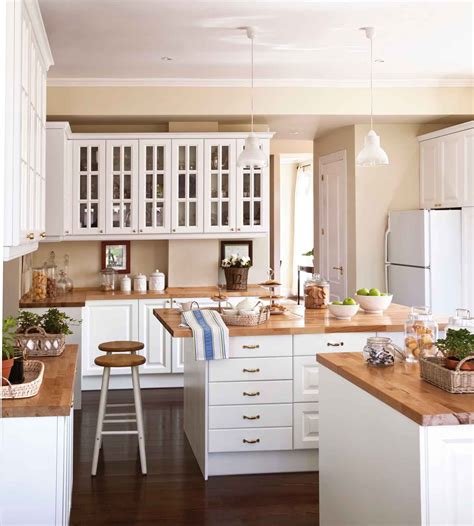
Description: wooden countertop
2,345,78,418
153,303,424,337
19,285,268,308
317,352,474,426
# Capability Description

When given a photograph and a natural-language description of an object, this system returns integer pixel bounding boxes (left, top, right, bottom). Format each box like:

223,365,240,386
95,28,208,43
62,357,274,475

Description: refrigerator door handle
384,218,391,265
385,264,390,294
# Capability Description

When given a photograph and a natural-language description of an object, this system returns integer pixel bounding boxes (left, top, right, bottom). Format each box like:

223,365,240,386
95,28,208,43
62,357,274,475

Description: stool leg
91,366,110,476
132,366,147,475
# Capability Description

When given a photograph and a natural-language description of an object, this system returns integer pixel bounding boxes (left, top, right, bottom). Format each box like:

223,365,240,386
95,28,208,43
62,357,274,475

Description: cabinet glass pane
80,147,87,171
156,147,164,171
243,173,251,197
146,174,153,199
113,147,120,171
112,203,120,227
80,204,88,228
254,172,261,198
189,174,196,198
123,203,131,227
211,146,218,170
211,173,218,198
91,174,98,200
254,201,261,226
113,174,121,199
80,175,87,200
243,201,250,226
146,146,153,170
189,147,196,171
211,202,218,226
124,147,131,171
178,174,185,198
156,174,164,198
222,202,229,226
189,202,196,226
123,174,131,199
156,203,164,226
90,203,99,228
222,146,229,170
222,173,229,198
178,146,185,171
146,202,153,227
91,147,99,172
178,202,186,226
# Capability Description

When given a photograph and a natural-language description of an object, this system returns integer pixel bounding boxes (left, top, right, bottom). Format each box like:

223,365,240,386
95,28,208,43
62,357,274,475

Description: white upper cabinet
4,0,53,260
419,122,474,209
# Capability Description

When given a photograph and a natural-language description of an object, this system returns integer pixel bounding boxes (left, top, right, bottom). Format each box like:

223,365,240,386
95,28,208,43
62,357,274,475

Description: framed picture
101,241,131,274
220,240,253,263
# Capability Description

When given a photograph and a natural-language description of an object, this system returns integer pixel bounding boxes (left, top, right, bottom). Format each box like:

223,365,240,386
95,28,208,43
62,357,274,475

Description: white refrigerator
385,209,462,315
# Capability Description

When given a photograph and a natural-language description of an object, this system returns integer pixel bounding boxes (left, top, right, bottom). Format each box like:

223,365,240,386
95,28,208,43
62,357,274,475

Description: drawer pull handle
243,344,260,349
243,391,260,397
327,342,344,347
243,438,260,444
243,415,260,420
242,368,260,373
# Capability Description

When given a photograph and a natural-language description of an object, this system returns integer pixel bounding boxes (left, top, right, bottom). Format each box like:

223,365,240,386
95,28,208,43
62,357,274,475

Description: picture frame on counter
101,241,131,274
220,240,253,262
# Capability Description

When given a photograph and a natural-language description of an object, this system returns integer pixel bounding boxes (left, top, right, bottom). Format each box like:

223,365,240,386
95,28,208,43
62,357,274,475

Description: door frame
319,150,348,300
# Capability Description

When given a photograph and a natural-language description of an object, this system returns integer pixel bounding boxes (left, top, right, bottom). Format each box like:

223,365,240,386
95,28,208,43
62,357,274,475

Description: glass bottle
404,306,439,363
304,273,330,309
63,254,74,292
56,270,69,296
44,251,58,298
101,267,117,292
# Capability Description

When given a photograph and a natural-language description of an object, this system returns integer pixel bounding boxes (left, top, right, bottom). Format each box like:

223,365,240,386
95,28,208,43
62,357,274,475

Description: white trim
417,120,474,142
47,77,474,88
46,121,72,137
24,0,54,69
55,130,274,140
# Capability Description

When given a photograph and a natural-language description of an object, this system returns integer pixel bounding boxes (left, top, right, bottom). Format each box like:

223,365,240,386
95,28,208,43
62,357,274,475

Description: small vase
2,357,14,386
224,267,249,291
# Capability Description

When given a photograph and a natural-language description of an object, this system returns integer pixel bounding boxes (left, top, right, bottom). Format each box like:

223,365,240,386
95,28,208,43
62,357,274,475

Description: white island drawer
209,404,293,429
209,357,292,382
294,332,375,356
209,380,293,405
229,336,292,358
209,427,293,453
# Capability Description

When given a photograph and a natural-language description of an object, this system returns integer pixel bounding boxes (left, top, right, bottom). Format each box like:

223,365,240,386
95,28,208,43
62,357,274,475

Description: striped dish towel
181,310,229,361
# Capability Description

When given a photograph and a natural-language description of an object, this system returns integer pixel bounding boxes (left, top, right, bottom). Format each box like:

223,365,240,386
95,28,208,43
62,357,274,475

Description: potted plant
436,329,474,371
221,254,252,291
2,317,17,385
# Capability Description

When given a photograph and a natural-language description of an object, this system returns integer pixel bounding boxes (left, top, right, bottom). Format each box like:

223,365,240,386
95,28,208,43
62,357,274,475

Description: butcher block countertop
19,285,268,308
153,303,423,337
2,345,78,418
317,352,474,426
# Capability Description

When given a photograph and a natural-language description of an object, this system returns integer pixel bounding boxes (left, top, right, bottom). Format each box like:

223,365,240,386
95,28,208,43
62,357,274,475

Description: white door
293,402,319,450
72,140,106,235
419,139,441,209
105,140,139,234
138,299,172,374
82,300,139,376
204,139,236,233
138,140,171,234
319,151,347,301
171,139,204,233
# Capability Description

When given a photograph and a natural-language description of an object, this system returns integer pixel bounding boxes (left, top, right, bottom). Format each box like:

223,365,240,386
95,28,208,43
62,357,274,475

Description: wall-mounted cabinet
4,0,53,260
45,127,273,241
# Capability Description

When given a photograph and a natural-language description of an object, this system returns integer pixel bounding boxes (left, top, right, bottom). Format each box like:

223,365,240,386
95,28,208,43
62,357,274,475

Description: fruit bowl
328,303,360,320
355,294,393,314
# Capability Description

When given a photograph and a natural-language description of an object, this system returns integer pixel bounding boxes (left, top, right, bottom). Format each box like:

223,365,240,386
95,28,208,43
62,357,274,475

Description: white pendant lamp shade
357,27,389,167
356,129,389,166
237,27,268,169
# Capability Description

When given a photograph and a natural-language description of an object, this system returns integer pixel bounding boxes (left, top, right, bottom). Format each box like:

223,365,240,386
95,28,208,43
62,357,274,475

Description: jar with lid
44,251,58,298
446,308,474,333
31,267,47,301
363,336,405,367
133,273,147,292
404,306,439,363
149,269,165,292
120,274,131,293
56,270,69,296
63,254,74,292
304,273,330,309
101,267,117,292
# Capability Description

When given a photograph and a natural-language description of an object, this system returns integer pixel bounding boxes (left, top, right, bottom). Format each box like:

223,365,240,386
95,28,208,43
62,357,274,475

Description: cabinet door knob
434,203,442,208
237,228,241,232
243,438,260,444
242,344,259,350
139,229,143,233
242,368,260,373
172,228,176,232
230,228,234,231
243,391,260,397
243,415,260,420
26,233,34,240
99,230,103,233
327,341,344,347
133,229,136,233
65,230,70,235
40,232,46,238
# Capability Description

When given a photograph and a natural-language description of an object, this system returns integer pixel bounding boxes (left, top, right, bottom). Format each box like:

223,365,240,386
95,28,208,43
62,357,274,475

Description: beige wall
279,163,298,294
3,260,21,317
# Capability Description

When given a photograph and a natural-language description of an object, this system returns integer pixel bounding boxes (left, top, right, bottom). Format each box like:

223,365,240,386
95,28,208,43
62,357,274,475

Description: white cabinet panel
294,402,319,450
463,128,474,206
209,380,293,406
209,404,293,429
209,357,292,382
440,133,464,207
209,427,293,453
293,356,319,402
229,335,292,358
172,338,184,373
294,332,374,356
420,139,441,209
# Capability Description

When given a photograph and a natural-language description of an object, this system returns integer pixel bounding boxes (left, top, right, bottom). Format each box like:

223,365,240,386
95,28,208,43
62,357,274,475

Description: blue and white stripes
182,310,229,361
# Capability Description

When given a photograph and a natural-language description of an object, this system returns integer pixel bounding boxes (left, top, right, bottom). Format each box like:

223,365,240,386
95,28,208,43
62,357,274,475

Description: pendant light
237,27,268,168
356,27,389,167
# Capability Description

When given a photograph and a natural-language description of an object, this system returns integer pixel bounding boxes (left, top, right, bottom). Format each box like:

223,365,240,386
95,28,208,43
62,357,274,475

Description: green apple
332,300,343,305
380,292,388,296
357,288,369,296
343,297,356,306
369,288,381,296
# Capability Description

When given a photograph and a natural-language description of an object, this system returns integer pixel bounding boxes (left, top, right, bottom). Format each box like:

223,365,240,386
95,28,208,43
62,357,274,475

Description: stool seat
95,354,146,368
98,340,144,353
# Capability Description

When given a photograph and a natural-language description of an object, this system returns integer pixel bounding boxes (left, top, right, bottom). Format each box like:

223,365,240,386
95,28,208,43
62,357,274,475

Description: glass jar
404,306,439,363
304,274,330,309
101,267,117,292
63,254,74,292
44,251,58,298
56,270,69,296
31,267,47,301
363,336,405,366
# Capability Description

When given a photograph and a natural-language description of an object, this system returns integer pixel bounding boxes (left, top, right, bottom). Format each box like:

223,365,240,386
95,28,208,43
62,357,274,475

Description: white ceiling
40,0,473,85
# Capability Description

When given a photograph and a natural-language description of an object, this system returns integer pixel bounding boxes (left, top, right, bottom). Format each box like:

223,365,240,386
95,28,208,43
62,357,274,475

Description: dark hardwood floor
71,388,318,526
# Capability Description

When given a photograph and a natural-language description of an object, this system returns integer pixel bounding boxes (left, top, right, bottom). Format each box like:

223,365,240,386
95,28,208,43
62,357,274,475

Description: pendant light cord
251,33,254,133
370,34,373,131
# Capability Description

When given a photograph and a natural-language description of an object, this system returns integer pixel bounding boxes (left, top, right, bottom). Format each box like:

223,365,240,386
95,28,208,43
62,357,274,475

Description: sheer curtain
292,164,313,296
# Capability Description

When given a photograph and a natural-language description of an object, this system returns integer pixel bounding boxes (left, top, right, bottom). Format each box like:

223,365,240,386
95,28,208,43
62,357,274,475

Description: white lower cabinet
209,404,293,429
293,355,319,402
209,427,293,453
209,380,293,406
294,402,320,450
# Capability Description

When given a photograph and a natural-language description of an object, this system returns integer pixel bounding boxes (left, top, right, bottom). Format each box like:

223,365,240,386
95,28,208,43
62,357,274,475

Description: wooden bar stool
91,352,147,476
98,340,144,355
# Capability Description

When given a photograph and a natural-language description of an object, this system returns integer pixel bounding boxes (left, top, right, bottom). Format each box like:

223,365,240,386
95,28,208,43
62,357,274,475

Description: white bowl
328,303,360,320
355,294,393,314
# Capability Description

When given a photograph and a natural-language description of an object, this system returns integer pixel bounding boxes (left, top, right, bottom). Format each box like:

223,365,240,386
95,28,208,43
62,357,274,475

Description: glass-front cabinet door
236,138,269,232
171,139,204,233
139,140,171,234
203,140,236,233
105,140,139,234
72,140,106,235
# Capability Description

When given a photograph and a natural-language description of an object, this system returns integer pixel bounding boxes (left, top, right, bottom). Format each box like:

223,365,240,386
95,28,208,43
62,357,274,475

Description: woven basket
221,307,270,327
419,355,474,394
224,267,249,291
15,326,66,358
1,360,44,399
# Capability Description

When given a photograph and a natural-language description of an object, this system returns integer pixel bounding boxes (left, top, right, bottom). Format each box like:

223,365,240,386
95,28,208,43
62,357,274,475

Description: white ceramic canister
120,274,131,293
133,273,147,292
149,269,165,292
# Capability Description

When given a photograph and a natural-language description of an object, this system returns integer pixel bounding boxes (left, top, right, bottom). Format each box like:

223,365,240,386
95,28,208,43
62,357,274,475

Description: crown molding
24,0,54,70
47,77,474,88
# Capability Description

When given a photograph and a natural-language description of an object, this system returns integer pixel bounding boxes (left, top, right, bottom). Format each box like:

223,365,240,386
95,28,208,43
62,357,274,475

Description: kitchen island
153,304,416,479
317,352,474,526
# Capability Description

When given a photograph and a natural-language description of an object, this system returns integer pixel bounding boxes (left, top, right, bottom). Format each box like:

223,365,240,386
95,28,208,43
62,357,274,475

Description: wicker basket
419,355,474,394
1,360,44,399
15,326,66,358
221,307,270,327
224,267,249,291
